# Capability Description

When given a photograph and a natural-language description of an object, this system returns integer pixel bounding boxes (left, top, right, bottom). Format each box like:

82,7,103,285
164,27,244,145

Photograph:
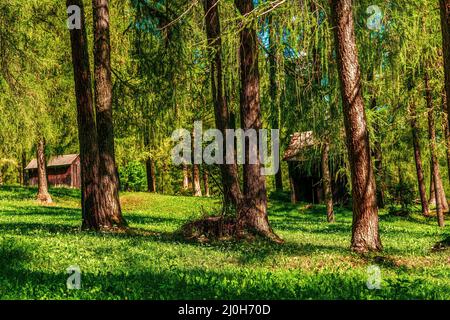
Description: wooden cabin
25,154,81,189
283,132,349,205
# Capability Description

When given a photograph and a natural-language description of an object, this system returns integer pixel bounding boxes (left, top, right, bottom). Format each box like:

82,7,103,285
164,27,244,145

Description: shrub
119,161,147,192
388,180,415,216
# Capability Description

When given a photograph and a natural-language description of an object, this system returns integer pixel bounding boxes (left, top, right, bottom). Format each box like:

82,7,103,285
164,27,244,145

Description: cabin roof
283,131,316,161
25,154,79,170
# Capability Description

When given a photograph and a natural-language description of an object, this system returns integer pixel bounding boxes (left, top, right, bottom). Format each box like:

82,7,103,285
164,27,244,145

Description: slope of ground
0,186,449,299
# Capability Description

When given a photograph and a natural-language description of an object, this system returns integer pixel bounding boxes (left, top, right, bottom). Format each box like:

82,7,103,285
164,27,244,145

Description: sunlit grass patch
0,186,449,299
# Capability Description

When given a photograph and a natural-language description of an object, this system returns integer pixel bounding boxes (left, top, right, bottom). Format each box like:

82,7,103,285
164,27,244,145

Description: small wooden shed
283,132,349,205
25,154,81,188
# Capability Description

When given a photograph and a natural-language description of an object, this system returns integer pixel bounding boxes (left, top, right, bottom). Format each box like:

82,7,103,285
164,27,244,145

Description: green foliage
0,185,449,299
0,159,18,185
1,0,449,207
388,179,416,216
2,0,450,300
119,161,147,192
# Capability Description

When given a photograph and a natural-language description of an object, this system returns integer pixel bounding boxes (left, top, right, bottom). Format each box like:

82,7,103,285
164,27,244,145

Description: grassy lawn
0,185,449,300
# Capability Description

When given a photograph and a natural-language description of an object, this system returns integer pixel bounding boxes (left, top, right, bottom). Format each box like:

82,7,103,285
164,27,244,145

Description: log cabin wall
288,159,349,205
70,157,81,188
25,155,81,189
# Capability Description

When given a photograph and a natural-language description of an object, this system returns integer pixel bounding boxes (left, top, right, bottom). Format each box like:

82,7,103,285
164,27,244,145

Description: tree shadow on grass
378,213,438,226
269,200,351,217
233,241,350,265
0,222,80,235
0,185,80,202
0,202,366,267
1,259,447,300
0,205,80,217
0,238,33,272
0,213,441,296
1,197,434,270
1,224,446,300
271,217,351,234
0,219,188,248
0,215,352,266
0,200,187,231
124,213,188,226
0,185,37,201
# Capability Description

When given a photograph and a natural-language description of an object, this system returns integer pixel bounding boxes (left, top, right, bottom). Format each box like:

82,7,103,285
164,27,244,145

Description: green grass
0,185,449,300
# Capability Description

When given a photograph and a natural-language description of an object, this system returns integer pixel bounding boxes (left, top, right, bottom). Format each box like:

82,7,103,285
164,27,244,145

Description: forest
0,0,450,300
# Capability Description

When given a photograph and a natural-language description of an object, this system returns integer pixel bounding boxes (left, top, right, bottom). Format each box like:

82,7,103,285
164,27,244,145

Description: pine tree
330,0,381,253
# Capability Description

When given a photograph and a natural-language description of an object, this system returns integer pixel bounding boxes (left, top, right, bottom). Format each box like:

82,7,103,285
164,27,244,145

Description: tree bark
330,0,381,253
369,99,385,208
146,158,156,192
268,13,283,192
441,89,450,188
322,142,335,222
373,142,385,208
192,163,202,197
409,101,430,216
92,0,126,227
203,0,242,207
36,138,52,203
203,167,210,197
439,0,450,133
288,162,298,204
21,152,27,186
235,0,281,242
161,163,168,194
182,163,189,191
144,123,156,192
425,69,447,227
428,166,449,212
429,173,436,207
67,0,108,230
17,159,22,185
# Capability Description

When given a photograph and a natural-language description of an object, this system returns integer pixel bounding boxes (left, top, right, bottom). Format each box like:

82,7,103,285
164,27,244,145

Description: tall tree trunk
36,138,52,203
439,0,450,131
274,164,283,192
288,162,298,204
203,167,210,197
146,159,156,192
437,164,449,213
92,0,126,227
203,0,242,207
67,0,107,230
268,13,283,192
370,99,385,208
429,173,436,207
21,152,27,186
235,0,281,242
409,101,430,216
428,166,449,211
373,142,385,208
311,1,334,215
192,163,202,197
425,69,446,227
161,163,168,194
322,142,335,222
441,89,450,187
144,124,156,192
191,127,202,197
182,164,189,191
330,0,381,253
17,158,22,185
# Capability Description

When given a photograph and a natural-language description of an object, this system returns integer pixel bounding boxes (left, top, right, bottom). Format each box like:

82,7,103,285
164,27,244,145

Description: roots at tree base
81,218,128,232
37,192,52,204
181,216,284,244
